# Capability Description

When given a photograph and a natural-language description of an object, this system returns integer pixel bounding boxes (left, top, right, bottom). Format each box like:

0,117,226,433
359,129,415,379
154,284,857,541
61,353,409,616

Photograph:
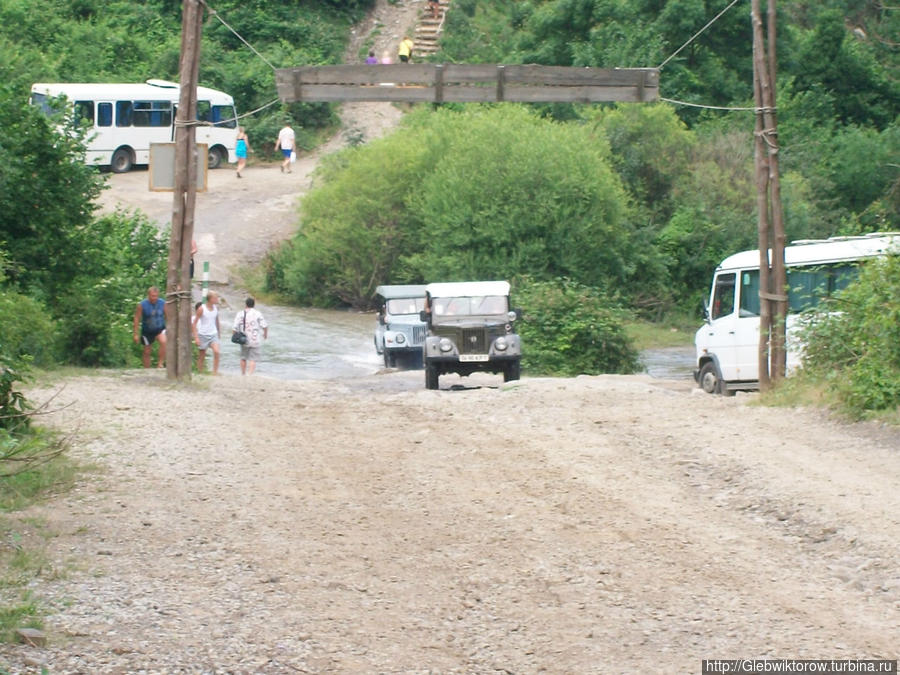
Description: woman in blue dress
235,127,250,178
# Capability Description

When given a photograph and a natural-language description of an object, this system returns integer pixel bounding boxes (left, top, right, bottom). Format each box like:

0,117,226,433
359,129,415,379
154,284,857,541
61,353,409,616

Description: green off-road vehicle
420,281,522,390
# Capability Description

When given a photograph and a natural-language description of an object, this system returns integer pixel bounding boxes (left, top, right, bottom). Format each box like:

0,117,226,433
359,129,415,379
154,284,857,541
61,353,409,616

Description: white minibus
30,80,238,172
694,232,899,395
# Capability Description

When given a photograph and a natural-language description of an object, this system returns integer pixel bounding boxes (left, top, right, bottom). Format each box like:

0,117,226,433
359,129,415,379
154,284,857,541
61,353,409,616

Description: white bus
30,80,238,173
694,232,899,395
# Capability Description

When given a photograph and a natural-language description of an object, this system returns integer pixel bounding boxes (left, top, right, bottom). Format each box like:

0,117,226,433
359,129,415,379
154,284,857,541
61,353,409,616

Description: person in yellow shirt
398,36,414,63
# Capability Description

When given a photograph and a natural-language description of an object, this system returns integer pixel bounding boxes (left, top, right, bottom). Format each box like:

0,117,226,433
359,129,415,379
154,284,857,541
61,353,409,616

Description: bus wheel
698,362,721,395
207,147,224,169
111,148,133,173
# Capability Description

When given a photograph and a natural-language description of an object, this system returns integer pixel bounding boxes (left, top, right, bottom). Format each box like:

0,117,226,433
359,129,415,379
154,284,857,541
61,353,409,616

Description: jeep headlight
395,333,406,345
439,338,454,353
494,336,508,351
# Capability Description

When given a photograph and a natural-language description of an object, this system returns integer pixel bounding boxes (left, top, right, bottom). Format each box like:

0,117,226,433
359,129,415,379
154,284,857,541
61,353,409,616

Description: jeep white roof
425,281,510,298
375,284,427,299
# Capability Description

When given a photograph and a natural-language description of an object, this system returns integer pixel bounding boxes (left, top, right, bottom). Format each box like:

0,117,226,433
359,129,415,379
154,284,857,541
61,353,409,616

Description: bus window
739,270,760,317
787,263,861,312
711,273,736,319
98,102,112,127
116,100,133,126
788,266,829,312
73,100,94,127
211,105,236,128
831,264,858,294
197,100,210,123
132,100,172,127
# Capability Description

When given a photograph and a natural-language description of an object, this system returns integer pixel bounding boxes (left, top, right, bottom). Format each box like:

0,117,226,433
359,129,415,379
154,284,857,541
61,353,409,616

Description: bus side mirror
701,300,710,323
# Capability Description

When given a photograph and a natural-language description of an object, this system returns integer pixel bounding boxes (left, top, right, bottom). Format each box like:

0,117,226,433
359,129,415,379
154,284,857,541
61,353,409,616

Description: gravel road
4,370,899,672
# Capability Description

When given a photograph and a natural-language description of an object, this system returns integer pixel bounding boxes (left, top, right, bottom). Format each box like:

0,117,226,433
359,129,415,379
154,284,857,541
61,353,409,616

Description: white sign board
149,143,208,192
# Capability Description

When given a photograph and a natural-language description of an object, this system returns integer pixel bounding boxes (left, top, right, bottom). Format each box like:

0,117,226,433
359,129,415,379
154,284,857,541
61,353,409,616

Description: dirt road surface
4,0,900,671
5,371,900,672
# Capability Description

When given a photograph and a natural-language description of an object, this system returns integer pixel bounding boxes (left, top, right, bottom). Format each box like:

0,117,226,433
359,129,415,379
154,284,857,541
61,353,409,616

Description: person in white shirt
274,123,296,173
193,292,221,374
232,297,269,375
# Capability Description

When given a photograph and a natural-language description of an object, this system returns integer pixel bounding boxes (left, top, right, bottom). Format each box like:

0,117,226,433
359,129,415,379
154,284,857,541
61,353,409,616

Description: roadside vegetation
0,352,84,643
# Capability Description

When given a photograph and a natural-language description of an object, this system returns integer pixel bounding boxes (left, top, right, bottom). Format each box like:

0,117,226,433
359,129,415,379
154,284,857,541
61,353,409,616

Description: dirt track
4,370,899,672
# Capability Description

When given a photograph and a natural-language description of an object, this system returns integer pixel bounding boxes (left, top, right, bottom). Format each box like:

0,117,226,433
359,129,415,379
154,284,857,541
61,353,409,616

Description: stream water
211,301,696,382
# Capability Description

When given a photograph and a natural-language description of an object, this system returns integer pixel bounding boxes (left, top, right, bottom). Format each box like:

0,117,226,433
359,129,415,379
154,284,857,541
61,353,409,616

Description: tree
0,83,104,301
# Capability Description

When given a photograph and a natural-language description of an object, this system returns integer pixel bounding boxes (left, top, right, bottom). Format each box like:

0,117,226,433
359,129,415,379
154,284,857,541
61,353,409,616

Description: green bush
0,290,60,368
0,352,31,432
53,209,169,367
798,255,900,417
267,106,634,309
514,278,640,376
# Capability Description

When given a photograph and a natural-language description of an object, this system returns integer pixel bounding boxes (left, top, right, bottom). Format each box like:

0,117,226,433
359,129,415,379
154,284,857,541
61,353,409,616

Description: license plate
459,354,489,362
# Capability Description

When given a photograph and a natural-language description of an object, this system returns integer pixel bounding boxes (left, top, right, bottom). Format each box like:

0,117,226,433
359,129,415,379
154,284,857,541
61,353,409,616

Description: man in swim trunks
133,286,167,368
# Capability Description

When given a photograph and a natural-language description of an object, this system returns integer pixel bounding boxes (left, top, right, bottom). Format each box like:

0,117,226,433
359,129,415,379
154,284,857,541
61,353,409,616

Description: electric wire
660,97,772,113
204,1,278,72
658,0,747,70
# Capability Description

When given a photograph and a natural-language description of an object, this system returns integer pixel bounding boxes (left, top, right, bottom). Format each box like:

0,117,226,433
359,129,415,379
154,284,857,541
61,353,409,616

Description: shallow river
212,301,696,382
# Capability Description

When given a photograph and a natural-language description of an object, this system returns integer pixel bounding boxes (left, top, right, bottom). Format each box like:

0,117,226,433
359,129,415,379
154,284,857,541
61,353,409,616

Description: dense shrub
0,290,60,368
267,106,634,309
53,210,169,367
514,278,640,376
0,352,32,435
798,255,900,416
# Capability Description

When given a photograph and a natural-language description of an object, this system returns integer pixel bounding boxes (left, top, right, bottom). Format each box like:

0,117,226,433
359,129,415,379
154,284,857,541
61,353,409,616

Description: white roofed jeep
374,284,427,368
421,281,522,390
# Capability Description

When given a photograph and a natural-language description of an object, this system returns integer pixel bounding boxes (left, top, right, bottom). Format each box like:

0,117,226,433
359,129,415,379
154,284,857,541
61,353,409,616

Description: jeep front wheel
425,363,439,390
503,360,520,382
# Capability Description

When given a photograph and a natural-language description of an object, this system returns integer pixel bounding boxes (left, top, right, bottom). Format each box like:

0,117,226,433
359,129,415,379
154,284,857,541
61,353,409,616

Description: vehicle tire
503,360,520,382
111,147,133,173
425,363,439,390
698,362,722,395
207,146,224,169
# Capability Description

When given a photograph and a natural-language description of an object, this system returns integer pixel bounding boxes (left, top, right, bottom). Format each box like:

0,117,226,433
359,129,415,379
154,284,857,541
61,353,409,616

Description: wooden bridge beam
275,65,659,104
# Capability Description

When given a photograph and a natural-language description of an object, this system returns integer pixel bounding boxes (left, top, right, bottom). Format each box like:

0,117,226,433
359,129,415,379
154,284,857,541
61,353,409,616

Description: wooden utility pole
166,0,204,381
751,0,787,389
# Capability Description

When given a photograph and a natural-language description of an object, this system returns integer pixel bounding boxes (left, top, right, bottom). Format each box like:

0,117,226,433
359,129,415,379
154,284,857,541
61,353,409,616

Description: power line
658,0,747,70
660,96,770,112
204,1,278,72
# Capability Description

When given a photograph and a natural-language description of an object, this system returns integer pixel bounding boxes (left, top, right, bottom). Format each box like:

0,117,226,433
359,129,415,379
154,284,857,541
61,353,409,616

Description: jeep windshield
386,297,426,316
432,295,508,318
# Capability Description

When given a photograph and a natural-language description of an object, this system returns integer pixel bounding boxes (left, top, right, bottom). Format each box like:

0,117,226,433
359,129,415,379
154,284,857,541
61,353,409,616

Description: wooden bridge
275,64,659,104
